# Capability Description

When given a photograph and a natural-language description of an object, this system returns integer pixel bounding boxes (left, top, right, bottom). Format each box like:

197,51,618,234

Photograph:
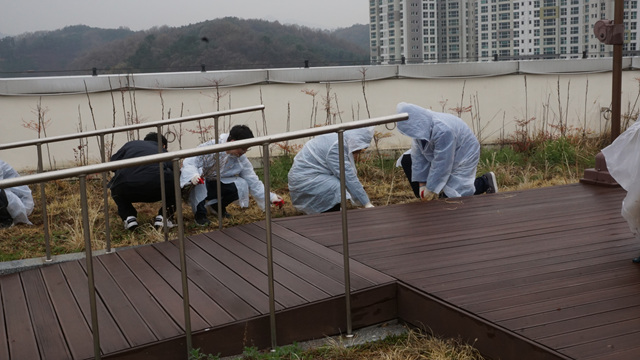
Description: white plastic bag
602,120,640,239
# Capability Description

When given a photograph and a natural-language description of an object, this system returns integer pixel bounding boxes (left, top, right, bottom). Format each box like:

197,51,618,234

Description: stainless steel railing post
173,159,193,354
100,134,112,253
337,130,353,336
36,143,52,262
80,175,102,359
262,143,277,349
215,116,223,230
156,127,169,241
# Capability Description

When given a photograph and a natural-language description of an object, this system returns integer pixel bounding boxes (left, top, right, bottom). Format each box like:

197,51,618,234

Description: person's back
108,133,175,230
288,128,374,214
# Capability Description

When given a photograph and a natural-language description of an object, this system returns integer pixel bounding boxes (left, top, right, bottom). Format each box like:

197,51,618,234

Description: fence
0,112,409,359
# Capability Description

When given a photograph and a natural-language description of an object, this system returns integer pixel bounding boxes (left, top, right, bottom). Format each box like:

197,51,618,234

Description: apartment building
370,0,640,64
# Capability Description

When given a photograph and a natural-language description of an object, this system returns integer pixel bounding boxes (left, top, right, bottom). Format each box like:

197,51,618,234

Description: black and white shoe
482,172,499,194
153,215,175,230
124,216,138,230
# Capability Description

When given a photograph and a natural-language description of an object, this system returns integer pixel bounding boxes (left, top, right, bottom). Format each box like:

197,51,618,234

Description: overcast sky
0,0,369,36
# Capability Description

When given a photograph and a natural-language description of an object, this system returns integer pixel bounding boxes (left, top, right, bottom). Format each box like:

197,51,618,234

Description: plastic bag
602,120,640,239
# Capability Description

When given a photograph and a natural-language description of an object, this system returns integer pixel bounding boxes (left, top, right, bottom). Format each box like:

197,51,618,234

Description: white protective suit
396,102,480,198
288,127,374,214
179,133,278,213
602,120,640,240
0,160,34,225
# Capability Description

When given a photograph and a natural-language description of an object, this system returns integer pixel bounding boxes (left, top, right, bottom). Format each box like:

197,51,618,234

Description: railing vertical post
99,134,112,253
214,116,223,230
80,175,102,359
173,159,193,354
262,143,278,350
337,130,353,336
156,127,169,241
36,143,52,262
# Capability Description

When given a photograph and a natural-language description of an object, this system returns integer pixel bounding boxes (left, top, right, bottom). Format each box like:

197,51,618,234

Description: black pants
110,178,176,221
0,189,12,228
196,180,239,215
400,153,488,198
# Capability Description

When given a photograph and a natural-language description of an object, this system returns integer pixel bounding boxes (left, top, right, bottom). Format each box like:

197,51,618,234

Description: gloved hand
419,186,438,201
190,175,204,185
272,195,285,209
364,202,375,208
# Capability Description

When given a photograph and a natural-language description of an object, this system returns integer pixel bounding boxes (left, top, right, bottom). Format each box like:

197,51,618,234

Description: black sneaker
124,216,138,230
633,257,640,264
206,204,231,219
482,172,498,194
194,212,211,226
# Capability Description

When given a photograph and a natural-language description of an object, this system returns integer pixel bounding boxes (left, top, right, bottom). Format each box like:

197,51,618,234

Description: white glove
419,186,438,201
190,175,204,185
364,202,374,208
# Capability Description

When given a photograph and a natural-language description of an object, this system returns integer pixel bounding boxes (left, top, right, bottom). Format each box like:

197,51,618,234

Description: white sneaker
124,216,138,230
154,215,175,230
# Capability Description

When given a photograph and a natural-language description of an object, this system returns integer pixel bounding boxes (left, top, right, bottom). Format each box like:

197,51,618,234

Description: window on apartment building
498,32,510,39
561,8,567,15
482,24,489,31
534,38,540,45
534,9,540,17
481,5,488,13
514,12,520,19
450,19,459,26
544,8,557,16
571,6,578,14
544,28,556,35
632,12,638,19
571,26,579,34
543,0,555,6
371,32,377,39
560,27,567,35
499,3,511,10
482,50,489,57
370,0,375,6
482,15,489,21
482,33,489,40
561,17,567,24
560,37,567,44
543,37,556,45
499,13,511,20
571,17,578,24
534,19,540,26
492,14,497,21
543,19,556,26
514,21,520,28
571,36,578,43
492,32,497,39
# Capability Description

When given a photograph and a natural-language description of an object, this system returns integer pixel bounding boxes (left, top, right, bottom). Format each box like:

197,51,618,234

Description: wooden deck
1,183,639,359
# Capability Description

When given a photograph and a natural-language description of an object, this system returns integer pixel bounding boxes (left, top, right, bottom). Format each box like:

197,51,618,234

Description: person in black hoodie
108,132,175,230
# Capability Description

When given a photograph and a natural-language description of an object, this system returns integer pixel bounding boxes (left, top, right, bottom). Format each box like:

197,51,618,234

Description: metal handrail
0,105,265,260
0,112,409,359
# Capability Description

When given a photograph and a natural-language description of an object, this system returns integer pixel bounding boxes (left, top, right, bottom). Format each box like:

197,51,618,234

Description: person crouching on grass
180,125,284,226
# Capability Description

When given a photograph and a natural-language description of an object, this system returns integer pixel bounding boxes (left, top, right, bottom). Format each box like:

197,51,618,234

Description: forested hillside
0,18,369,77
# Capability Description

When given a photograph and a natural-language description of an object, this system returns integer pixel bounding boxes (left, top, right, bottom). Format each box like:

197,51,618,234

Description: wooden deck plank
59,260,129,354
20,269,71,360
259,221,395,286
86,259,158,347
1,273,40,360
189,232,300,310
221,226,333,301
239,223,346,295
97,254,183,339
40,265,94,360
168,237,265,318
116,248,209,331
0,282,9,360
135,244,230,328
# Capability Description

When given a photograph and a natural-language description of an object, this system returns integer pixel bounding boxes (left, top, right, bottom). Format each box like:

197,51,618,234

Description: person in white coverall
288,127,375,214
601,119,640,263
396,102,497,201
0,159,34,228
180,125,284,226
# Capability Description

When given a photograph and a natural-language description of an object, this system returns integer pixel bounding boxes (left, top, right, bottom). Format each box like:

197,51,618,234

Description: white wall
1,60,639,171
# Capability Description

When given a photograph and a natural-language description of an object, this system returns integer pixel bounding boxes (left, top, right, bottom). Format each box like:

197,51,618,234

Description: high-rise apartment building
370,0,640,64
